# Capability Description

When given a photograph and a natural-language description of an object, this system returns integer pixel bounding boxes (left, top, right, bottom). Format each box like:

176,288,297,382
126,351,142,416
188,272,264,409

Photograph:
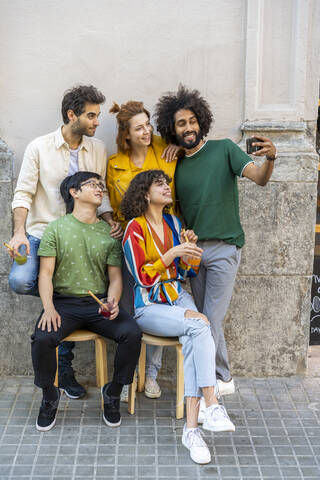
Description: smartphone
246,137,263,154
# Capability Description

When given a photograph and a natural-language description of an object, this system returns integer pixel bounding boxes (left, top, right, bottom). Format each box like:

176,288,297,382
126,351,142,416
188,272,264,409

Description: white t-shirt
68,146,80,175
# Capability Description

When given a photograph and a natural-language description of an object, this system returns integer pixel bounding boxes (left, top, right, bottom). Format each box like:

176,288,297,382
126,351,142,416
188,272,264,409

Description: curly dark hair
121,170,171,221
61,85,106,124
154,84,213,144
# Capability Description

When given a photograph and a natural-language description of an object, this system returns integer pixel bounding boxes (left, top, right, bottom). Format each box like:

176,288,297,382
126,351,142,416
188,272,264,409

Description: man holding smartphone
155,85,276,405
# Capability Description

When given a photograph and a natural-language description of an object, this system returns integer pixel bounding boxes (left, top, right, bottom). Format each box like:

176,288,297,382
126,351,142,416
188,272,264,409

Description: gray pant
190,240,241,382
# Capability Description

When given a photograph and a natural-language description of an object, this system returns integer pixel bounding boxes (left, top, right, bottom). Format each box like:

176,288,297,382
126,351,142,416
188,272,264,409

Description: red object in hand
100,298,114,318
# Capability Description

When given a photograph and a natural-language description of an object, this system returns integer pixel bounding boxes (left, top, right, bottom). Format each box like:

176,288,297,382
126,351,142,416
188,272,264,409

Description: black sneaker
59,372,86,399
36,388,61,432
101,383,121,427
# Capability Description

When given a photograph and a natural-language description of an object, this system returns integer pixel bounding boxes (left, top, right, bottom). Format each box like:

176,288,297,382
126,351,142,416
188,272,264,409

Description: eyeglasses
80,180,106,192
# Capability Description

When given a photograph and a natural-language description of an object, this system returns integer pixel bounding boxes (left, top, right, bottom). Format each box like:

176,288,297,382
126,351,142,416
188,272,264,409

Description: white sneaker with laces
217,378,235,396
202,404,235,432
182,424,211,464
198,385,220,424
120,385,129,403
144,376,161,399
198,397,206,424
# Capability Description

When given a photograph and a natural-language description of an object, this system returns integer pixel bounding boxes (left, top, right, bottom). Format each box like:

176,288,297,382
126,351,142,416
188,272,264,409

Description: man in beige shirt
8,84,121,399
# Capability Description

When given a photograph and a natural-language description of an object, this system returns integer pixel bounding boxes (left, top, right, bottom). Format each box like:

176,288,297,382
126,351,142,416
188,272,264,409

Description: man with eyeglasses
31,171,141,431
8,85,122,399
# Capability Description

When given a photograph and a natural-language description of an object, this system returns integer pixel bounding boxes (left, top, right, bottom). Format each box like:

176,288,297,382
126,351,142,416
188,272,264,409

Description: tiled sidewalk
0,376,320,479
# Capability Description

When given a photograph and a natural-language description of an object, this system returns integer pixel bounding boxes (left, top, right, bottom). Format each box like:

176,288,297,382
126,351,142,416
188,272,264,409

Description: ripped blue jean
135,289,216,397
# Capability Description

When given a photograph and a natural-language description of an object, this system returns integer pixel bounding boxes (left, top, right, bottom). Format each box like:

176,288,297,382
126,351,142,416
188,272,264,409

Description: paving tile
238,455,258,465
75,465,95,476
217,466,239,477
240,465,261,476
32,465,54,476
280,466,303,476
277,455,298,466
300,466,320,476
260,465,282,476
0,465,11,476
0,455,15,465
95,466,115,476
11,465,33,475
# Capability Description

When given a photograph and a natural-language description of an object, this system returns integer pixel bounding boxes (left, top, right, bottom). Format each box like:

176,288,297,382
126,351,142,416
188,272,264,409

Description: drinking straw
3,242,23,257
181,229,188,242
88,290,105,307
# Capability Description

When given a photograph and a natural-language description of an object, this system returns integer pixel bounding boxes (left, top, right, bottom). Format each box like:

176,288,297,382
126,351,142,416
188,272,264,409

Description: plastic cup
187,256,201,274
14,244,28,265
15,255,27,265
100,298,114,318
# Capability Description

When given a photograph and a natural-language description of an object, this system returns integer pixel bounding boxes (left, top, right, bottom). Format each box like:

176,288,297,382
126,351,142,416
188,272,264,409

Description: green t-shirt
38,214,122,296
175,139,253,247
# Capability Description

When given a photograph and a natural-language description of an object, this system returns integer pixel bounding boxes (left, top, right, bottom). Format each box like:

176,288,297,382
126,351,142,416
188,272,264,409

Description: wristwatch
266,152,277,161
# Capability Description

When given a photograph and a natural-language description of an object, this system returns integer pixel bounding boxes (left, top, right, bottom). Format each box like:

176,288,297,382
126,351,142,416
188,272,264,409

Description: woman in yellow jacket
106,100,180,400
107,101,178,229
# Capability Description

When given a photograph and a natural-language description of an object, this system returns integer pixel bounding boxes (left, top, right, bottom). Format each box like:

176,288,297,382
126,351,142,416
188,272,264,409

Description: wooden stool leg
54,347,59,387
138,343,146,392
128,372,136,415
176,345,184,419
95,338,107,388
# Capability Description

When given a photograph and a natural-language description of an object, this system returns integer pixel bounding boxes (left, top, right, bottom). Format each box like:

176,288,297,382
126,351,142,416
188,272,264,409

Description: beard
175,129,202,149
71,119,96,137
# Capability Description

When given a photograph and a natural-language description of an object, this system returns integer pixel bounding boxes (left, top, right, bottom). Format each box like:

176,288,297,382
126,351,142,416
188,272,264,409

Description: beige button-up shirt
12,127,112,238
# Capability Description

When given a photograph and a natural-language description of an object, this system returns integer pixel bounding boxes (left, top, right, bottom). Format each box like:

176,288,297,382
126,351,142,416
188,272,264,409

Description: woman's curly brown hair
121,170,171,221
154,84,213,145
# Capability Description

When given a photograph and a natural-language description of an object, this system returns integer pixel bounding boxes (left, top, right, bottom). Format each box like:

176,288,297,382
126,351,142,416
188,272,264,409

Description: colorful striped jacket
122,213,191,308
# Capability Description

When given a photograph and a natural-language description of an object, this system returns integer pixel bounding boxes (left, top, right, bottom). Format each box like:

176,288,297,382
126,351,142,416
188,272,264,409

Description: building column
225,0,319,375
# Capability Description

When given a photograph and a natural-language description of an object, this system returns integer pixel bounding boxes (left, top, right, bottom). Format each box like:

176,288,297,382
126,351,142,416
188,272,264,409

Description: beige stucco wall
0,0,248,176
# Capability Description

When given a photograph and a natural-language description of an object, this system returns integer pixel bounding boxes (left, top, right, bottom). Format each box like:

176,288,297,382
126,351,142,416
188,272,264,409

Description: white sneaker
198,397,206,424
217,378,235,396
182,425,211,464
198,385,220,424
202,404,235,432
120,385,128,403
120,372,138,403
144,376,161,399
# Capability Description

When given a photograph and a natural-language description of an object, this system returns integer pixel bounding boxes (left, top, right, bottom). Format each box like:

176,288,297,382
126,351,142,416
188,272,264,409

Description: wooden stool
138,333,184,419
54,329,136,414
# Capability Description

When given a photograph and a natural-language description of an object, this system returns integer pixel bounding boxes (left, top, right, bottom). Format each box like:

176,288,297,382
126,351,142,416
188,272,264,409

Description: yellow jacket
106,135,177,228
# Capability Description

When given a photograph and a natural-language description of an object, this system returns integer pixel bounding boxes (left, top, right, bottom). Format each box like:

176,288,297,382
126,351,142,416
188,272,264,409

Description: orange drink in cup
187,255,201,274
181,230,201,274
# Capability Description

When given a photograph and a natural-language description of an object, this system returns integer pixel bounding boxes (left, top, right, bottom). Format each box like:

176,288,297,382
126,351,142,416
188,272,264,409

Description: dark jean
31,294,142,388
8,234,76,375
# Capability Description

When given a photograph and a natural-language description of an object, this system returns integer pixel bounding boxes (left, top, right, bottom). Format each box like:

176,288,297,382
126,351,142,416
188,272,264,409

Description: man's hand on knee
38,308,61,332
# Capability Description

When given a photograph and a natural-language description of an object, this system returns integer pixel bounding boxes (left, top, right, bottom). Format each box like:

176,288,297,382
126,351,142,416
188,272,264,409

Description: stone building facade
0,0,319,380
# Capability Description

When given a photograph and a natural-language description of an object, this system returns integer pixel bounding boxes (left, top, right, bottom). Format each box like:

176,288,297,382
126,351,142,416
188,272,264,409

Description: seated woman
121,170,235,465
107,101,180,400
